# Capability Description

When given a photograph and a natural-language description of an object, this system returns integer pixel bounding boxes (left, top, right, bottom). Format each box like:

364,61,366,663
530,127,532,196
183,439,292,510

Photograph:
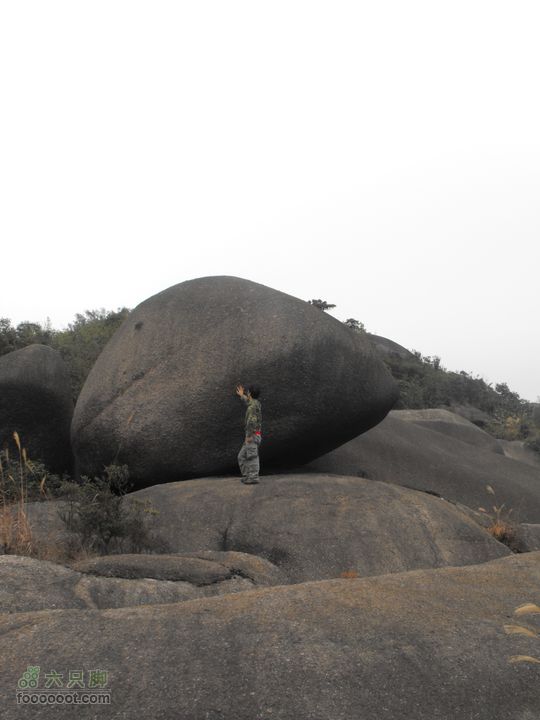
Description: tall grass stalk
0,432,33,555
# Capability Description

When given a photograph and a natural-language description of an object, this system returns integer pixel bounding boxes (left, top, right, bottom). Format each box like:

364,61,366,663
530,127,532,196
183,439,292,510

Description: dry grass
339,570,359,579
35,540,97,564
505,603,540,665
487,519,516,544
0,432,35,556
0,502,33,555
0,432,98,563
479,485,517,548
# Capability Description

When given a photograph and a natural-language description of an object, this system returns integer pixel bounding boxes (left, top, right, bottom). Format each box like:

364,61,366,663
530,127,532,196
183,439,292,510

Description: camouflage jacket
241,396,262,435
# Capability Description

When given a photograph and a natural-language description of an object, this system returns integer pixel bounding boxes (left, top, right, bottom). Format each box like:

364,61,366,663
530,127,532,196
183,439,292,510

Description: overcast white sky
1,2,538,400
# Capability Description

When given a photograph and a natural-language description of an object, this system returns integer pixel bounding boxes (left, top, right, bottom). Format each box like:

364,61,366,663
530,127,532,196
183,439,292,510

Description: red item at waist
253,431,262,436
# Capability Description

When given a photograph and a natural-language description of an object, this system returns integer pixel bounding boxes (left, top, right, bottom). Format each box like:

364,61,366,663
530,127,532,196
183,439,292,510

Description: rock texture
2,552,540,719
394,408,503,453
302,413,540,523
19,475,511,582
0,345,73,473
71,551,285,586
512,524,540,553
21,473,511,583
0,551,285,613
499,439,540,470
125,474,510,581
71,276,398,487
367,332,417,360
449,403,493,428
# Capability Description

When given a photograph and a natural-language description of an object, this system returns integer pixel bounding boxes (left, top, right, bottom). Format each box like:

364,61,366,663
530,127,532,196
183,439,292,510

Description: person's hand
236,384,245,397
245,434,253,443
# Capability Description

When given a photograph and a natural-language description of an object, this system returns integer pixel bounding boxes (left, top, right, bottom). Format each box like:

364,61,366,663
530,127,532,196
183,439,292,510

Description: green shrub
58,464,167,555
0,448,69,504
0,308,130,403
50,308,130,401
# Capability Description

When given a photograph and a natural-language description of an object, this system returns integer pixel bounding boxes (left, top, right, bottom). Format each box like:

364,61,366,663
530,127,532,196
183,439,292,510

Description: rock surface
126,474,510,581
499,439,540,470
367,332,417,360
0,551,285,613
448,403,493,428
394,408,503,453
0,344,73,473
71,551,286,586
512,524,540,553
21,473,511,583
2,552,539,719
302,414,540,523
71,276,398,488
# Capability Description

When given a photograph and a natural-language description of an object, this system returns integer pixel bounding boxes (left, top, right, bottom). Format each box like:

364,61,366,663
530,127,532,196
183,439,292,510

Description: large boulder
71,276,398,487
0,345,73,473
2,552,540,719
301,413,540,523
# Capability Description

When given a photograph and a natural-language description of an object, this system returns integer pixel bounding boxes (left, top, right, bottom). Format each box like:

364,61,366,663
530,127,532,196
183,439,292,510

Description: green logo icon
17,666,40,689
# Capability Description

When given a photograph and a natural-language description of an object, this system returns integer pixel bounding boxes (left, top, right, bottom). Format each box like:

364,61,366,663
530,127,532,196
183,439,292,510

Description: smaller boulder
512,524,540,553
448,404,492,428
0,345,73,473
498,440,540,470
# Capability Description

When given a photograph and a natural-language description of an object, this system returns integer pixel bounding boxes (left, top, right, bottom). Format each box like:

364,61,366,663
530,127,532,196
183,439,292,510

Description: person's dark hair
247,384,261,399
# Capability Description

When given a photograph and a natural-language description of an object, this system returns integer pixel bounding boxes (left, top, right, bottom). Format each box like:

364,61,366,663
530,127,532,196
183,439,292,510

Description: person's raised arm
236,384,249,403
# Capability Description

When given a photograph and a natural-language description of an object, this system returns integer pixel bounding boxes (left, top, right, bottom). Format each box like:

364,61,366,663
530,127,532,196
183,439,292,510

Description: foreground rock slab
1,552,539,719
71,275,398,487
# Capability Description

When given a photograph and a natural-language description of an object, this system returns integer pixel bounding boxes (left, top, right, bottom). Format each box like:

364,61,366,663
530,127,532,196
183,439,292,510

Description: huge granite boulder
2,552,539,719
301,413,540,522
71,276,398,487
0,345,73,473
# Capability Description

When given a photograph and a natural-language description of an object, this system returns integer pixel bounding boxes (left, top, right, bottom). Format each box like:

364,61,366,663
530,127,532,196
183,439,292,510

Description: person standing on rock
236,384,262,484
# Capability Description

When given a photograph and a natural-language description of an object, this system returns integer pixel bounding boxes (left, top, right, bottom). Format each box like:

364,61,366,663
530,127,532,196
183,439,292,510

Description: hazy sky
1,2,538,400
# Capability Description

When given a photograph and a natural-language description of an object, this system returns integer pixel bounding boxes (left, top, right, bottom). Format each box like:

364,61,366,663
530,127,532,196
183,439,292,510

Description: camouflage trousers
237,434,261,483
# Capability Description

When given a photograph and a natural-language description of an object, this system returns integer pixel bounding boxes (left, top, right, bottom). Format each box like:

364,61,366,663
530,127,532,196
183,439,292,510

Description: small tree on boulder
344,318,366,333
307,299,336,312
